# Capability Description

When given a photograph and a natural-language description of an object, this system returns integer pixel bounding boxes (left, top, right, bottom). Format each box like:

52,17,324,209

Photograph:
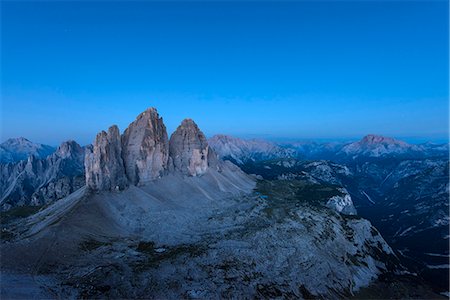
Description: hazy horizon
2,1,449,146
1,128,448,148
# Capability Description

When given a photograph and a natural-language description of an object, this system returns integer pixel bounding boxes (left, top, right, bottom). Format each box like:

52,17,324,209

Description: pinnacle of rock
85,125,128,191
169,118,217,176
121,108,169,185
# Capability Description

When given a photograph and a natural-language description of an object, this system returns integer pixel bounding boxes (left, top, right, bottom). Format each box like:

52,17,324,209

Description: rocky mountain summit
169,118,218,176
121,108,170,185
337,134,424,159
85,108,220,191
0,140,85,211
0,137,55,163
85,125,128,191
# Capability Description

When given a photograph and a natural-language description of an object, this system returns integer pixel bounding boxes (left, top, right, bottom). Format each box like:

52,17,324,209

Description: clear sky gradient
1,1,449,146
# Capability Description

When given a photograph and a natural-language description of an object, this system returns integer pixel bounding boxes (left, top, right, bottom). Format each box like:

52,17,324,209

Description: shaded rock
85,125,127,191
169,119,216,176
0,140,85,210
31,176,85,206
121,108,169,185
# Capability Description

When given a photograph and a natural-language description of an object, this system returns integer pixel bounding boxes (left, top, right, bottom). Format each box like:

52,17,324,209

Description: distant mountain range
2,133,447,166
0,140,85,211
208,134,296,164
210,134,449,163
0,137,55,163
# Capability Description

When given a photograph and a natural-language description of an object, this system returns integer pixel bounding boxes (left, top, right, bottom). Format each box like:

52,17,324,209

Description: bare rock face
85,125,128,191
121,108,169,185
0,140,85,211
169,119,217,176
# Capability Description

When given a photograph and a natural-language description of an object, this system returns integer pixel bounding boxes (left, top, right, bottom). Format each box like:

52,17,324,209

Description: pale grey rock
326,188,357,215
85,125,127,191
169,119,216,176
121,108,169,185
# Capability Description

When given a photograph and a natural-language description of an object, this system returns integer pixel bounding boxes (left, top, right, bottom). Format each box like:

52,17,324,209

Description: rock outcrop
85,125,127,191
121,108,169,185
169,119,217,176
85,109,222,190
0,140,85,210
326,188,357,215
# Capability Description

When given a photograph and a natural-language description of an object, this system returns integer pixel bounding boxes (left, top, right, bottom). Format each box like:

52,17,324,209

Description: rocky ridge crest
0,140,85,210
86,108,220,190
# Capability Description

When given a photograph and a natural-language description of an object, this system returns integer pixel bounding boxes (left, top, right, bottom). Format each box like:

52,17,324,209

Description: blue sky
1,1,448,146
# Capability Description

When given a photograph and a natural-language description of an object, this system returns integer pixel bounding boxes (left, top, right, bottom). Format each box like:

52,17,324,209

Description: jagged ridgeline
0,107,438,299
0,140,85,211
85,108,221,190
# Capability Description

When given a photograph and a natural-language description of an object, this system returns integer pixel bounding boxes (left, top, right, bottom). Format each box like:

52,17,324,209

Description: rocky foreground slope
0,108,411,299
210,135,449,295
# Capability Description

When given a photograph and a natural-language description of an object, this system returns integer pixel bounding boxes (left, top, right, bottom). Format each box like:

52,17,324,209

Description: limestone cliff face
121,108,169,185
0,108,233,209
85,125,128,191
169,119,218,176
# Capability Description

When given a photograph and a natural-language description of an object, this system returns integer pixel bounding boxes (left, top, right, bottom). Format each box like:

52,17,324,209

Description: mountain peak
85,125,128,191
136,107,159,120
340,134,417,158
169,118,217,176
55,140,83,158
3,137,33,146
85,108,222,190
180,118,196,127
360,134,402,145
0,137,56,163
14,137,30,142
121,107,170,185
